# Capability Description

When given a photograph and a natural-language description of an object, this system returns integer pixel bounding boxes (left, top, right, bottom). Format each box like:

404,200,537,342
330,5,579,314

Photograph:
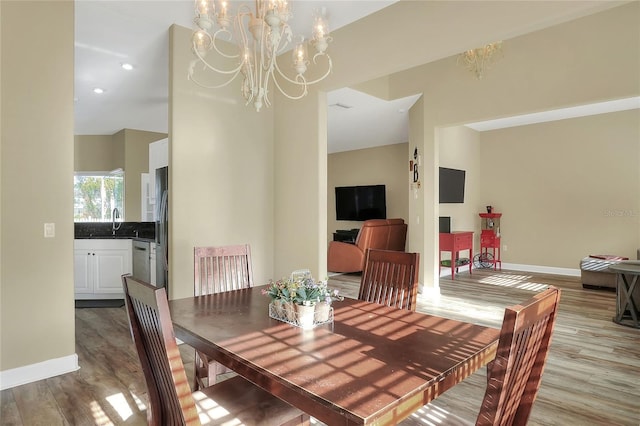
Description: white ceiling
327,88,420,154
75,1,634,152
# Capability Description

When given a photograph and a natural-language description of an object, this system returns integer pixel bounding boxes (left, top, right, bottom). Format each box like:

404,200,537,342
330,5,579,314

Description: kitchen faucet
112,207,122,236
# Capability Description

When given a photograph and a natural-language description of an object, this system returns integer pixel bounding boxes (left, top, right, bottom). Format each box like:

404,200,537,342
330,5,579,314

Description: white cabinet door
93,248,132,294
74,239,132,299
74,250,92,294
148,138,168,206
140,173,153,221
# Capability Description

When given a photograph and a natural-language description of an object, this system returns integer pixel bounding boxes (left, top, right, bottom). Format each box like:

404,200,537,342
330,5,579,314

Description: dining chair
122,274,309,426
290,268,312,281
194,244,254,296
193,244,253,390
476,286,561,425
358,248,420,311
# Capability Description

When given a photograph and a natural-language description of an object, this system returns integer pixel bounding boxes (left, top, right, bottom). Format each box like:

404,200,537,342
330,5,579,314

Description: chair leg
207,358,217,386
193,350,208,391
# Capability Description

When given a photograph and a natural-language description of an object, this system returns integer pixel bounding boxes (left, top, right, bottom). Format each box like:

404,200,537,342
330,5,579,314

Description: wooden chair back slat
122,275,201,426
194,245,253,296
358,249,420,311
476,286,561,426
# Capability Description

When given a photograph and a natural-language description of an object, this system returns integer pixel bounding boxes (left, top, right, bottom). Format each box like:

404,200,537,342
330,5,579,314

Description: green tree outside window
74,172,124,222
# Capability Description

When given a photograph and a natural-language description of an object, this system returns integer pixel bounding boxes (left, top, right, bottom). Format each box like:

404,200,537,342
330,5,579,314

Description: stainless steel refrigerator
155,166,168,290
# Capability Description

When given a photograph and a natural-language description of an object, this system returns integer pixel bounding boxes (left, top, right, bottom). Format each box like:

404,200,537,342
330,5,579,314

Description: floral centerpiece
263,273,342,328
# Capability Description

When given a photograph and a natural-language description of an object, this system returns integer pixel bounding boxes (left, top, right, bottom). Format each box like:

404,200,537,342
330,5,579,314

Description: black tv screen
439,167,466,203
335,185,386,221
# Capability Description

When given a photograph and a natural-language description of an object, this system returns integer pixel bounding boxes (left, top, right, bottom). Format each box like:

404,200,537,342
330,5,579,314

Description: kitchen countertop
75,221,155,241
75,235,155,243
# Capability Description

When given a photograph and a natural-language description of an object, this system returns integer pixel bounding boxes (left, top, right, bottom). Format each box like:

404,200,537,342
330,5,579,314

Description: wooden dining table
169,286,500,425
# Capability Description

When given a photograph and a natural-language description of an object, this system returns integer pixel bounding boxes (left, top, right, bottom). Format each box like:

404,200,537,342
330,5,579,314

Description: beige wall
123,129,167,222
327,143,409,242
169,25,275,299
438,125,482,246
1,1,75,370
271,91,328,279
74,135,118,171
479,110,640,267
75,130,166,221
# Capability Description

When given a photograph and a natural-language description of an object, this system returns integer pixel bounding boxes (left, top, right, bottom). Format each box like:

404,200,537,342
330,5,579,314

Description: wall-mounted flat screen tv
335,185,386,221
439,167,466,203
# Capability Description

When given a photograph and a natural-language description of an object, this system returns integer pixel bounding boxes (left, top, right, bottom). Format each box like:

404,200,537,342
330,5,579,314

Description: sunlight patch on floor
479,273,548,291
408,404,471,425
90,400,114,426
194,391,238,425
130,390,146,411
106,392,133,421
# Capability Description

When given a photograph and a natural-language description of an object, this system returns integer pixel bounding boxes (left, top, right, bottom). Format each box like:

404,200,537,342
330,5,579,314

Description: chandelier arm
209,29,242,60
193,47,244,76
304,54,333,85
273,54,332,87
261,69,274,107
271,69,308,100
274,25,292,57
189,63,245,90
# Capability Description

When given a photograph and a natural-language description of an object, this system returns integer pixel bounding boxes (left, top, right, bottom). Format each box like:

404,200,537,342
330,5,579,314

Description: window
74,171,124,222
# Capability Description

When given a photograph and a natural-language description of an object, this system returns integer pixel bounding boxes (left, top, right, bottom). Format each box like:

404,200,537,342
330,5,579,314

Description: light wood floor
1,269,638,425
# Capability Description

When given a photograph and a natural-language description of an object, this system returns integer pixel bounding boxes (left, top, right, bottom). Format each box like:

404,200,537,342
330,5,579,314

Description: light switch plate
44,223,55,238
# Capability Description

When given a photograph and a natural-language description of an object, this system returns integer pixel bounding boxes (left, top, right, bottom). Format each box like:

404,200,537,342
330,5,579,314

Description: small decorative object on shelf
263,273,343,329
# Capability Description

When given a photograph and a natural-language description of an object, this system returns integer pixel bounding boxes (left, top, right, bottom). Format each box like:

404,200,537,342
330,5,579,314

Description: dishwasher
132,240,151,283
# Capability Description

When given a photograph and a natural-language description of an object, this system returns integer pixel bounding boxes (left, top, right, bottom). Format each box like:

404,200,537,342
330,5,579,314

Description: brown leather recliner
328,219,408,273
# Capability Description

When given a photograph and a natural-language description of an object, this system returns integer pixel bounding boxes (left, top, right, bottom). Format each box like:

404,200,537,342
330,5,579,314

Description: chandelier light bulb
189,0,333,111
293,41,308,75
313,15,327,40
219,0,228,19
197,0,213,16
192,30,211,55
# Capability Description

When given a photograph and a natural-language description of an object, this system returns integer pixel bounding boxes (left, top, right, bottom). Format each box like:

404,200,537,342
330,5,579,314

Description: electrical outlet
503,244,508,252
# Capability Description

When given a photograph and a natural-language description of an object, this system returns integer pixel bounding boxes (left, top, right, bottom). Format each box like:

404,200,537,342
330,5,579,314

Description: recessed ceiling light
93,88,104,94
121,63,134,71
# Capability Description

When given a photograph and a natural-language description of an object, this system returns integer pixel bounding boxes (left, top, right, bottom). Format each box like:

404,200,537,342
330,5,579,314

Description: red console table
439,231,473,279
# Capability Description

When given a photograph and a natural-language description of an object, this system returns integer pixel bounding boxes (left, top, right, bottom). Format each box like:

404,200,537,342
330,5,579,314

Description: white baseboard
437,263,580,278
501,263,580,277
0,354,79,391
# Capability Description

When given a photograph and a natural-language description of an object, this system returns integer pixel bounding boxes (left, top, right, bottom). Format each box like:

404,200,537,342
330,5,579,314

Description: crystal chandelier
189,0,333,112
459,42,503,79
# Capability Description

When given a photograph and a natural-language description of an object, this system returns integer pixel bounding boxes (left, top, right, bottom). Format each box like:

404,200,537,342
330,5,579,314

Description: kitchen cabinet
74,239,132,299
140,172,153,222
132,240,151,282
148,138,168,208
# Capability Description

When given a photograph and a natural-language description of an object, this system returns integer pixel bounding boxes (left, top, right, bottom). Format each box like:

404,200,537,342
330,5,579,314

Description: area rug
328,273,361,299
75,299,125,308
